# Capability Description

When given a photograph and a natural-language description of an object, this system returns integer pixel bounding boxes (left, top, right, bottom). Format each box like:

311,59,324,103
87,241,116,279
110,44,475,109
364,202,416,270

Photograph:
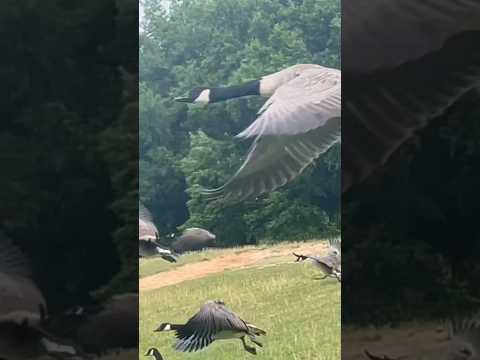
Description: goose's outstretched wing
343,33,480,191
0,230,32,278
343,0,480,73
202,68,341,201
139,202,159,240
174,302,249,352
342,1,480,192
0,231,46,325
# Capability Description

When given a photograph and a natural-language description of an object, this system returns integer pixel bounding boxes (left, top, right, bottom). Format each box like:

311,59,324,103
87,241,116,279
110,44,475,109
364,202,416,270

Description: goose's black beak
174,96,192,103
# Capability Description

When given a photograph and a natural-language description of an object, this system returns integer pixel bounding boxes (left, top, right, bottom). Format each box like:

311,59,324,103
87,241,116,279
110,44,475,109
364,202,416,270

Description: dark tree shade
1,0,138,310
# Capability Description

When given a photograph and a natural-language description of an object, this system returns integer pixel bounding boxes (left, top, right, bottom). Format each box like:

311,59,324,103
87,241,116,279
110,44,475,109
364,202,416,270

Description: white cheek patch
194,89,211,104
259,76,281,97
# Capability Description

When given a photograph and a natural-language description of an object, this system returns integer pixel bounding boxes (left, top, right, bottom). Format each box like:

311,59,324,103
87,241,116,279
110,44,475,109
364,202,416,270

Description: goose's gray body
170,228,216,254
294,239,341,281
75,293,138,353
178,64,340,201
139,203,177,262
46,293,138,355
0,231,46,326
342,1,480,192
155,300,265,354
0,231,79,359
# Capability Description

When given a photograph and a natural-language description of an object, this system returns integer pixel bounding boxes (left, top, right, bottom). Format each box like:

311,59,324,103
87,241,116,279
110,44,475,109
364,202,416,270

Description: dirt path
140,242,328,292
343,322,449,360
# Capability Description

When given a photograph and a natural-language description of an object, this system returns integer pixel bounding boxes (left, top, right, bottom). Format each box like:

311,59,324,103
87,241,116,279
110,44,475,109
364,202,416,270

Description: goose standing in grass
293,238,341,281
170,227,216,254
176,64,340,201
139,202,177,262
155,300,266,355
342,0,480,192
145,347,164,360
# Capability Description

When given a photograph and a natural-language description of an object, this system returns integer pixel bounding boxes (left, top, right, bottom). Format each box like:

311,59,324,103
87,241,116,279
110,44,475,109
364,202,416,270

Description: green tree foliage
140,0,340,244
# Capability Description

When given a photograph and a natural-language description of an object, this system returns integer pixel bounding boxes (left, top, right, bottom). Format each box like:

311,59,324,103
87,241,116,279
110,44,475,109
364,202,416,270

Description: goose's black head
175,87,210,104
145,347,164,359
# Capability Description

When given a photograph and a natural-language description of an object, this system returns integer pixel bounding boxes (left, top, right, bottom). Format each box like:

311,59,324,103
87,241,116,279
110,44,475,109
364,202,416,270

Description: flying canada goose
139,202,177,262
170,227,216,254
145,347,164,360
155,300,266,355
46,293,138,355
176,64,340,201
342,0,480,192
0,230,79,359
293,239,341,281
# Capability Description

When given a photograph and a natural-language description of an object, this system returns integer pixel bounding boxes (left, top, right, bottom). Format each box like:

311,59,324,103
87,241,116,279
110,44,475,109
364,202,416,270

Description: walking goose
155,300,266,355
293,238,341,281
342,0,480,192
145,347,164,360
0,230,78,359
170,227,216,254
176,64,340,201
139,202,177,262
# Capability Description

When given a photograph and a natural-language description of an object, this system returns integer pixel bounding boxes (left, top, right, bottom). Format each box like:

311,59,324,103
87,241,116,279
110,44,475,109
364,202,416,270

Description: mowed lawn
140,248,340,360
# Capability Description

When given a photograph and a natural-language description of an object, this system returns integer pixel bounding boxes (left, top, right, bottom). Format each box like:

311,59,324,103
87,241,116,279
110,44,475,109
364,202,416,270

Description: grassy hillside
140,243,340,360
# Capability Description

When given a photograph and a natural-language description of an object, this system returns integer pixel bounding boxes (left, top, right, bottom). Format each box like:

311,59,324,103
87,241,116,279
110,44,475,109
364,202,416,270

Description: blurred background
0,0,138,316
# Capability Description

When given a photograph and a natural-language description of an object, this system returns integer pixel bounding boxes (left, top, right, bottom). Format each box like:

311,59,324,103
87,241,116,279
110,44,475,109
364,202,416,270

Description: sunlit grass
140,260,340,359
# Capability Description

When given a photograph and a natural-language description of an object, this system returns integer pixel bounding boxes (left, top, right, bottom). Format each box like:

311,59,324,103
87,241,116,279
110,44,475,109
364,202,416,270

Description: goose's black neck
209,80,260,103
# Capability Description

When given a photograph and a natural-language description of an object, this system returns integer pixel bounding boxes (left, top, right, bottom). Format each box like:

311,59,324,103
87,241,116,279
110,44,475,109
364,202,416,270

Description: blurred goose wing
139,202,159,240
342,1,480,191
343,0,480,73
343,32,480,191
203,68,340,201
0,231,46,326
174,302,249,352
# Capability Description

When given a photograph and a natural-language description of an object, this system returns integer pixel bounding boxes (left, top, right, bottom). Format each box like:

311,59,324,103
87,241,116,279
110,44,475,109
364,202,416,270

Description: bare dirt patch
343,321,449,360
140,241,327,292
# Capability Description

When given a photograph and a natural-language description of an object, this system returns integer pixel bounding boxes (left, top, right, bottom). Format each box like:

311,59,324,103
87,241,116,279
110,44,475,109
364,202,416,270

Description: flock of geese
139,202,216,262
141,198,341,358
145,1,480,358
5,0,479,359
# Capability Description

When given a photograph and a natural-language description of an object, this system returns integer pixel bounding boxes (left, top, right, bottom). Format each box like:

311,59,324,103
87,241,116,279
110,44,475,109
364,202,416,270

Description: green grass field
140,242,340,360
